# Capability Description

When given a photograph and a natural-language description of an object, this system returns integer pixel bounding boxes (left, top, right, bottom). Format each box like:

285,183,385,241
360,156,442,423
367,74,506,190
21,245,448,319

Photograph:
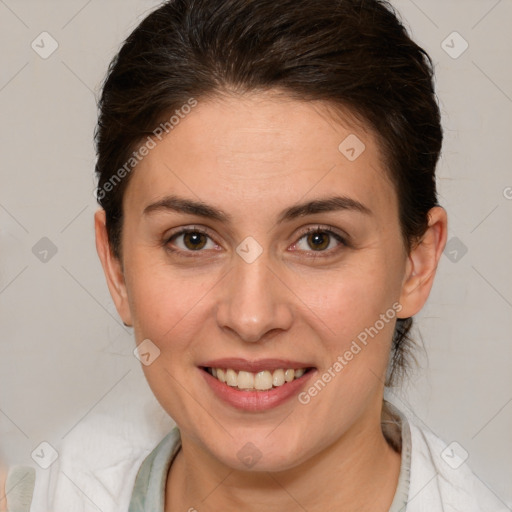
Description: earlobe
94,209,133,327
398,206,448,319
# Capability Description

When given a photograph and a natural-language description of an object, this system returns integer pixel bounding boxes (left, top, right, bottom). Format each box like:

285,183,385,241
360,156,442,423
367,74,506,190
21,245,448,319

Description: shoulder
10,401,174,512
403,410,510,512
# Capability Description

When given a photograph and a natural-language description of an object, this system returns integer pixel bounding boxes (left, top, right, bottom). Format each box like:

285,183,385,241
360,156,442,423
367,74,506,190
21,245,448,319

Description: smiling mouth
202,367,314,391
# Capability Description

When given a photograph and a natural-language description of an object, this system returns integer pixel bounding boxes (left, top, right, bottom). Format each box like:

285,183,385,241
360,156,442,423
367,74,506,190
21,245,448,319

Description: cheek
131,276,195,337
125,252,221,349
291,267,401,419
293,260,401,346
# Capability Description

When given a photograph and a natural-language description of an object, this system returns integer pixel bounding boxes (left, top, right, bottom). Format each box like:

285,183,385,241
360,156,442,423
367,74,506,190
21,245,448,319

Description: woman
5,0,508,510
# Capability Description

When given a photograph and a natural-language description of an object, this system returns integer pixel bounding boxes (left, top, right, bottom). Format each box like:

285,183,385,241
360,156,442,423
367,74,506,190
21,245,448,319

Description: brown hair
95,0,443,386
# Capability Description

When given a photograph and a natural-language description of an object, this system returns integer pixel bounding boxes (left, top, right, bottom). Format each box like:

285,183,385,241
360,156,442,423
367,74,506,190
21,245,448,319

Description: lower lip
201,368,315,411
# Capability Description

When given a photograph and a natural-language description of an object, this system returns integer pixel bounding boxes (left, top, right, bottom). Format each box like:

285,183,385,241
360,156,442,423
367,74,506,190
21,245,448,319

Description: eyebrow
143,194,372,223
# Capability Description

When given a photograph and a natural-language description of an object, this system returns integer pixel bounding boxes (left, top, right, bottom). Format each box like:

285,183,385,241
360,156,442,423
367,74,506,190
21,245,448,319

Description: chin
201,427,311,473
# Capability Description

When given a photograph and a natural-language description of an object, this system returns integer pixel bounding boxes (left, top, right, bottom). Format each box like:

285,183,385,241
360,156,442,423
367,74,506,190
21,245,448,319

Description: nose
215,247,294,343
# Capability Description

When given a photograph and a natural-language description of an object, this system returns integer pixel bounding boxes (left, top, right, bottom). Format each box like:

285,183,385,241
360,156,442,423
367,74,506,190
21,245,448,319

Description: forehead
124,91,397,222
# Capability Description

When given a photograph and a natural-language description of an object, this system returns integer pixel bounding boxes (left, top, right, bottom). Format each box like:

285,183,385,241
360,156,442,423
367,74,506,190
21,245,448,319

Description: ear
94,209,133,327
398,206,448,318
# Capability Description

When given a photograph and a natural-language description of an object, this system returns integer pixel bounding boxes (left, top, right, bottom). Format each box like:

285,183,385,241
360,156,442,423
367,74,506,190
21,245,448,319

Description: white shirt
6,401,510,512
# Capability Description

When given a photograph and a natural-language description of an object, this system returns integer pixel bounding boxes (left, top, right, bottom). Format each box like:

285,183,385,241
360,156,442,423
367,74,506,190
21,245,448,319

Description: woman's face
98,91,430,471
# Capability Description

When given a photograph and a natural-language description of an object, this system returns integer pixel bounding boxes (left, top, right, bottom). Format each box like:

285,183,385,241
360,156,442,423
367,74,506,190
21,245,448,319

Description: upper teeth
209,368,306,391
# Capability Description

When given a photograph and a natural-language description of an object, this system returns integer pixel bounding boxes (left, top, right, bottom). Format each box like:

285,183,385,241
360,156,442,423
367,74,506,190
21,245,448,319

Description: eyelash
163,225,348,258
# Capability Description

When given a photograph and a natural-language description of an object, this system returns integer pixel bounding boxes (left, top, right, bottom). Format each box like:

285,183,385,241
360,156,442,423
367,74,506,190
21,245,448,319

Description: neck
166,407,401,512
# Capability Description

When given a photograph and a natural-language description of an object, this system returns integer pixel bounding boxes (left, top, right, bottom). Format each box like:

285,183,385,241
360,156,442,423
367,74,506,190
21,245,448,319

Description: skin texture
95,90,447,511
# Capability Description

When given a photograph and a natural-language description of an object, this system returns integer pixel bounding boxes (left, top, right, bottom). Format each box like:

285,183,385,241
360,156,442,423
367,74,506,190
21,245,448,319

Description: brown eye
306,231,330,251
165,228,217,254
293,227,347,255
183,232,208,250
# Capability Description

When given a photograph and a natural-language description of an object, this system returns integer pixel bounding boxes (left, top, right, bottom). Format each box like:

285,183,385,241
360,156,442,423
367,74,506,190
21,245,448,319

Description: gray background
0,0,511,506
